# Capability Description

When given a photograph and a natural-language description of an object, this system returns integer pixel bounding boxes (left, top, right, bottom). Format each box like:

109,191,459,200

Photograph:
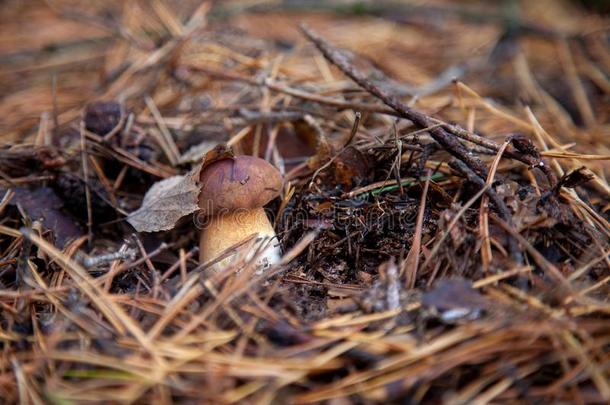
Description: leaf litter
0,1,609,403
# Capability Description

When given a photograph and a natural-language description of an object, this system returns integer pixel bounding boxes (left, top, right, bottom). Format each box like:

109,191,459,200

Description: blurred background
1,0,608,145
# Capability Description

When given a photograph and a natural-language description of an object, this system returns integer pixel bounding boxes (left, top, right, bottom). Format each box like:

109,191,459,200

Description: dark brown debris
0,1,609,404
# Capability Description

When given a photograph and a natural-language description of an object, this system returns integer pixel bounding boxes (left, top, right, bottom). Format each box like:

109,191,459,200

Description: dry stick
299,24,489,179
190,65,553,183
343,111,362,147
134,237,162,299
440,120,556,186
403,171,431,288
103,242,171,290
453,83,557,186
480,140,512,271
79,119,93,247
449,160,523,265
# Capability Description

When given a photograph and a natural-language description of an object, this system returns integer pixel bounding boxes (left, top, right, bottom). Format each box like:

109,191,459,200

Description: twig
82,247,137,268
343,111,361,147
300,24,490,179
402,170,431,288
79,118,93,247
439,120,556,185
103,242,171,290
192,63,554,184
234,109,305,126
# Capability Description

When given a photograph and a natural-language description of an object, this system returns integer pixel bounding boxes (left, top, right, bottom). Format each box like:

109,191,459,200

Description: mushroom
197,155,283,270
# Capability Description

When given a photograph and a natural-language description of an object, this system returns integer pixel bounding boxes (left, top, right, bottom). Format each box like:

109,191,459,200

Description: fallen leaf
6,187,82,248
127,165,201,232
422,278,490,322
332,146,371,187
128,144,235,232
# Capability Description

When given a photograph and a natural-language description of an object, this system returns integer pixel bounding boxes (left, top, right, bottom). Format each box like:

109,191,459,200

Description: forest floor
1,1,609,403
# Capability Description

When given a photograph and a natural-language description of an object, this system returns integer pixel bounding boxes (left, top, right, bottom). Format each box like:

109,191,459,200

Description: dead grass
1,0,609,403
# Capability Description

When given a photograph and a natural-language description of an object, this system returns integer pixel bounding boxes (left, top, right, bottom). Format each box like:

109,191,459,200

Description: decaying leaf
300,115,371,188
333,146,371,187
128,144,234,232
6,187,82,248
127,167,201,232
553,166,594,194
422,278,490,323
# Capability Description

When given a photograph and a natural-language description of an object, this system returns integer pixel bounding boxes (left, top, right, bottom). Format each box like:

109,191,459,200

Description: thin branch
300,24,490,179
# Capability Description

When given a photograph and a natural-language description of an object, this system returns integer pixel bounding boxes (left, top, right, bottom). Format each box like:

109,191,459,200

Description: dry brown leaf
127,165,202,232
128,144,235,232
7,186,82,247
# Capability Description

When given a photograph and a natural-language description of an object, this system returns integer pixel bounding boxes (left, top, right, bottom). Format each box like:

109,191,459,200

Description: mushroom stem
199,208,281,270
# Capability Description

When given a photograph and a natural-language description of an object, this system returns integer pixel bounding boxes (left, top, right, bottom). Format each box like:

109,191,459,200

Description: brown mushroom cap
198,156,283,215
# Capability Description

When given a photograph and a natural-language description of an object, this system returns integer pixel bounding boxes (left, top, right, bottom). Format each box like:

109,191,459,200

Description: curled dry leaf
553,166,594,193
127,167,201,232
299,115,372,188
128,144,233,232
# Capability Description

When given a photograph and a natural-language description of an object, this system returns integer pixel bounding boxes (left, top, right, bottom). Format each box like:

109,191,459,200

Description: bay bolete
198,155,283,270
